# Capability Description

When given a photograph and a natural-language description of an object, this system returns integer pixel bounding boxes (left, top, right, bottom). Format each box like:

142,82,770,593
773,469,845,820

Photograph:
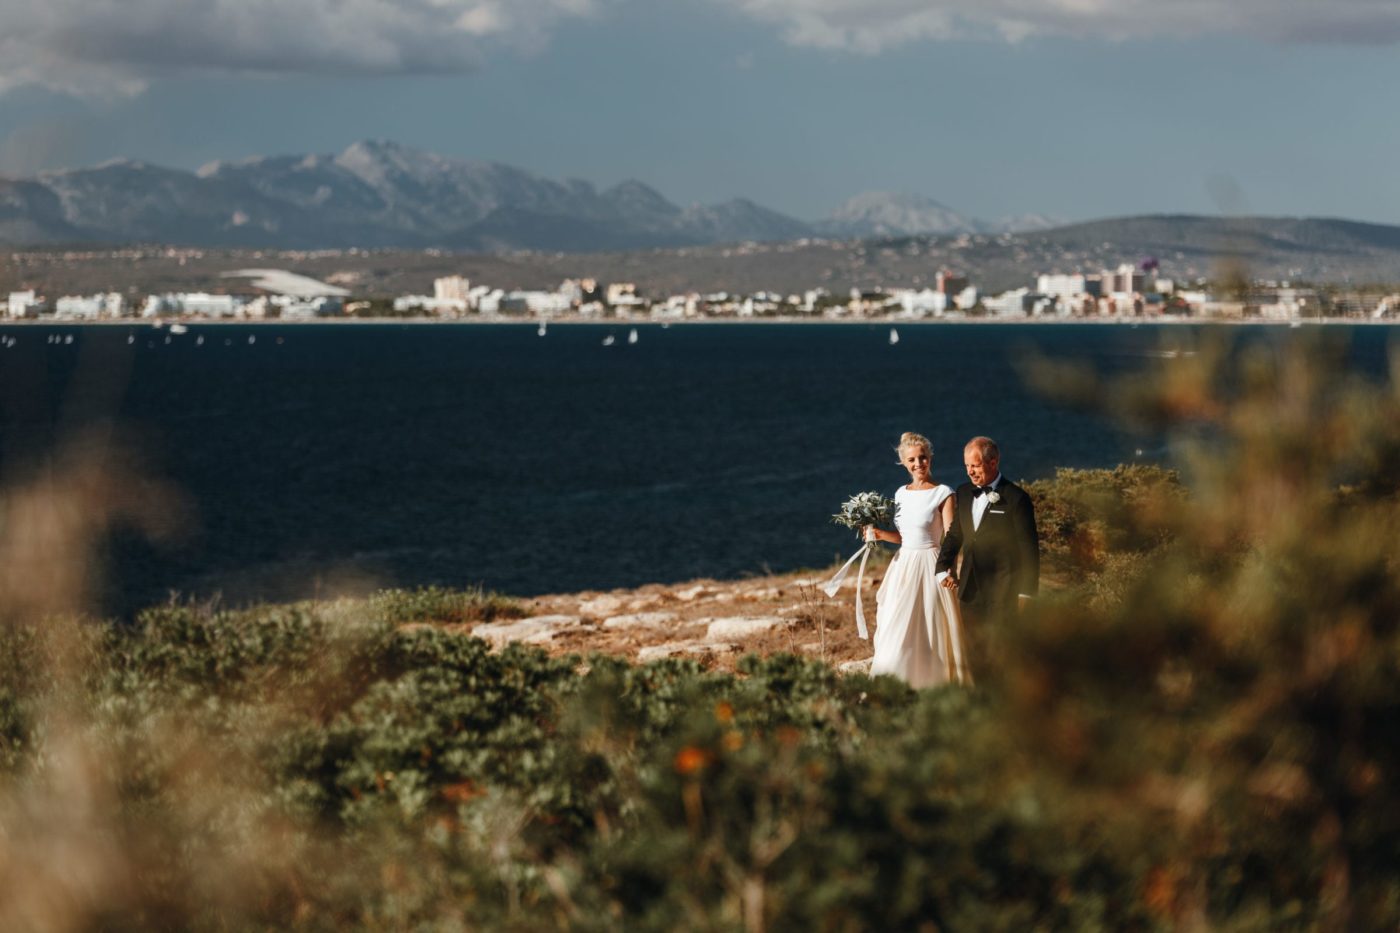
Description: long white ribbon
820,543,874,639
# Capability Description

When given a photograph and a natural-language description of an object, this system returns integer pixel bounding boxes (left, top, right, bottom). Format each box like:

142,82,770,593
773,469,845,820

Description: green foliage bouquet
830,490,896,541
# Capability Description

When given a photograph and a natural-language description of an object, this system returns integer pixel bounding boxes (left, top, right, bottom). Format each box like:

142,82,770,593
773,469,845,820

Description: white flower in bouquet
830,490,897,542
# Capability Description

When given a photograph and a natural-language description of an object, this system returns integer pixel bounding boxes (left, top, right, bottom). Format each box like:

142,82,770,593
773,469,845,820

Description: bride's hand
863,526,878,543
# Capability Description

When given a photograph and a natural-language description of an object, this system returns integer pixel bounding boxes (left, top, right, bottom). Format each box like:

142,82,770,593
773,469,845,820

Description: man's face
964,448,999,487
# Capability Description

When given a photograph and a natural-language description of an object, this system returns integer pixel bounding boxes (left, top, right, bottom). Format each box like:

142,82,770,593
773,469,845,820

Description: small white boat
888,327,900,345
170,323,189,334
537,320,548,336
196,336,205,346
627,328,638,345
601,334,616,347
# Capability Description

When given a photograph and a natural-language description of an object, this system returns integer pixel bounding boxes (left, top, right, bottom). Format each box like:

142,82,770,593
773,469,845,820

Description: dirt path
460,561,891,674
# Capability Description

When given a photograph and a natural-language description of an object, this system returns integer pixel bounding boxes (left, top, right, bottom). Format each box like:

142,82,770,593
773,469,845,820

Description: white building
1036,274,1102,300
434,276,471,302
606,282,641,305
280,296,345,319
506,290,571,315
954,286,980,311
142,293,242,317
895,288,949,317
982,289,1028,317
474,289,506,315
55,293,125,319
7,290,42,318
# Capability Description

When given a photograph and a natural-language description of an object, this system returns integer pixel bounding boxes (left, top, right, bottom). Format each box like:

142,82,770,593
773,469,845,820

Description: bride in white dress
864,432,972,688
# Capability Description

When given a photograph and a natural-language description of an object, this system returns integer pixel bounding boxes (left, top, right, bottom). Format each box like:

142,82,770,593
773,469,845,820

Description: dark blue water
1,322,1393,614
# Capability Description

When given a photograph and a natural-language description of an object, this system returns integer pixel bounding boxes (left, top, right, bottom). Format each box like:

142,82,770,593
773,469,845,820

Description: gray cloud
0,0,605,95
718,0,1400,50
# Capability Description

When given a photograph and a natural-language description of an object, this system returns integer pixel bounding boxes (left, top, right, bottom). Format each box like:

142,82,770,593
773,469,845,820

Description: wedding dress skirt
871,546,972,688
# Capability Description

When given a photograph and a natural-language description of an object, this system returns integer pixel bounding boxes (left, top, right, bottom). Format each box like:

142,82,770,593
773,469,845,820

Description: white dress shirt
971,474,1003,531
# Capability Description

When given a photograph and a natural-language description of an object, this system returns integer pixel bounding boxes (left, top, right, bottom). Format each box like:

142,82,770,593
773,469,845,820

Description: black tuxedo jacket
936,478,1039,619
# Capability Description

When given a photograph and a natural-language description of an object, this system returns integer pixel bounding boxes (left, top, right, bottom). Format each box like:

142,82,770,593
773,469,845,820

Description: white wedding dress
871,484,973,688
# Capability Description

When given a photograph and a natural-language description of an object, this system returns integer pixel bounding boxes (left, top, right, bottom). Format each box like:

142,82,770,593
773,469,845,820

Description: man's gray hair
965,436,1000,462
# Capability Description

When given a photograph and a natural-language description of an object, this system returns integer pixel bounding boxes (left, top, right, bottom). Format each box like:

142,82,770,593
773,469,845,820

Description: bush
0,332,1397,929
369,584,525,625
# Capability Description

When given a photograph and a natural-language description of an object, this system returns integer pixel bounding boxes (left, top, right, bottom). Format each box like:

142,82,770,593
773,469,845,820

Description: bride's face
901,446,932,484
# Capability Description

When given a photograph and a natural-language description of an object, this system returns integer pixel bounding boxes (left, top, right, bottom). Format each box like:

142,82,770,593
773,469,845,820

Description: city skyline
0,0,1398,226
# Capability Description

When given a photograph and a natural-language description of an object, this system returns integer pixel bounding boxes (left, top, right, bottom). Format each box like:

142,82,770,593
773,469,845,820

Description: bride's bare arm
940,492,956,532
865,526,902,545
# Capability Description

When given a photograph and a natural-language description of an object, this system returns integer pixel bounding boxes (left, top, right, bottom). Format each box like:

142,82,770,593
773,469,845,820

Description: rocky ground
453,558,893,675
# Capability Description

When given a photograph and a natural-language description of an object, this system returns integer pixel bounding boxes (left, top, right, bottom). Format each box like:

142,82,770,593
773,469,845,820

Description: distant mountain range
0,140,1056,251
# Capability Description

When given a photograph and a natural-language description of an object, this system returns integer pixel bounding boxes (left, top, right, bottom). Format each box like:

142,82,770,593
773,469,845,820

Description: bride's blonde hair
895,431,932,463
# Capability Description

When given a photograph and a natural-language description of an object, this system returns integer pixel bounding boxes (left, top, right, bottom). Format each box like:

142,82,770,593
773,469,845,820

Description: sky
0,0,1397,226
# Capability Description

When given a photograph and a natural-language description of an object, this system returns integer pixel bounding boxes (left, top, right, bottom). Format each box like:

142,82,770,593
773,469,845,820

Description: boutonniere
986,490,1001,504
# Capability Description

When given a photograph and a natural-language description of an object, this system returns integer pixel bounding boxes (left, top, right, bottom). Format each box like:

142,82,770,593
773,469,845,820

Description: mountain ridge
0,140,1056,250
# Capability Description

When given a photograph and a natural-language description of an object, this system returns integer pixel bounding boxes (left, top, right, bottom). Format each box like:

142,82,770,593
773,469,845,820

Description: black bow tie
972,485,991,498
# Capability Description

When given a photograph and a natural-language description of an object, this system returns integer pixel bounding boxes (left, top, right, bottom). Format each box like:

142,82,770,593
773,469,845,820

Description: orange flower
1143,866,1178,918
674,745,712,775
722,731,744,752
441,781,487,803
714,702,735,724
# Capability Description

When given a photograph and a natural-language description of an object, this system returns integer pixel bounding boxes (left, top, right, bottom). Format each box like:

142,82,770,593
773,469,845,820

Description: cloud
717,0,1400,51
0,0,605,96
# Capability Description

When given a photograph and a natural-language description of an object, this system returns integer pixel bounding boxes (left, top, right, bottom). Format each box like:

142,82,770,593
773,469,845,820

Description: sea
1,321,1394,616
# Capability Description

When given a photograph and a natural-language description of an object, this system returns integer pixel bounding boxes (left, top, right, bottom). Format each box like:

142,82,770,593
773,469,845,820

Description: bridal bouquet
823,490,897,640
830,490,897,540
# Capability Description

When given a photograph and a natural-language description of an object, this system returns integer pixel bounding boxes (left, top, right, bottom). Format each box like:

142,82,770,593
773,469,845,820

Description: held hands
941,574,958,589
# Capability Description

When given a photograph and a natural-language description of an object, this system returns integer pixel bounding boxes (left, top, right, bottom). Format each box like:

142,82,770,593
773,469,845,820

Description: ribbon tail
852,545,872,639
820,544,867,598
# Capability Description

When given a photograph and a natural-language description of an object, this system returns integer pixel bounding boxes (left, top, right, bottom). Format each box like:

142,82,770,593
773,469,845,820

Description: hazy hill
9,214,1400,298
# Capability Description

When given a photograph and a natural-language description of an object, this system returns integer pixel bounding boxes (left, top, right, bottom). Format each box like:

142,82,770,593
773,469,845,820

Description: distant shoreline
4,316,1397,327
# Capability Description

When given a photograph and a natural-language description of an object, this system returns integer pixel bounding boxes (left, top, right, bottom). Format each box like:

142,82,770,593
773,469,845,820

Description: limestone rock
673,584,710,602
473,615,583,646
578,594,625,617
838,658,873,675
703,616,787,642
602,611,679,632
636,641,694,662
638,641,739,662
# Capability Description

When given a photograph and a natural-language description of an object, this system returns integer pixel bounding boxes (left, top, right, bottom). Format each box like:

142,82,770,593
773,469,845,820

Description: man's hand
941,575,958,590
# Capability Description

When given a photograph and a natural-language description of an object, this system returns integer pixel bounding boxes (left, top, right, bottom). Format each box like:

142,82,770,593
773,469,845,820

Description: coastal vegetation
0,333,1397,929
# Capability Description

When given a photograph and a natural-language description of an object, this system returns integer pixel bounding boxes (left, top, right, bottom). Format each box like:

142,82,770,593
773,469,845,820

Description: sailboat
888,327,900,345
627,328,638,345
602,334,616,346
537,320,548,336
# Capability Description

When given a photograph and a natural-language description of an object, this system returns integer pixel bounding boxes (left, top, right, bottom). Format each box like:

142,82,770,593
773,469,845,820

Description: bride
864,432,972,688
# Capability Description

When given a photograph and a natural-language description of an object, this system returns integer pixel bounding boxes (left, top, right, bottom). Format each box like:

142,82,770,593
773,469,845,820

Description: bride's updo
896,431,932,462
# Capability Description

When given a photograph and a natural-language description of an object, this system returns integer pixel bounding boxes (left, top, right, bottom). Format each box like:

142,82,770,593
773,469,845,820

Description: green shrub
0,333,1397,930
369,584,525,625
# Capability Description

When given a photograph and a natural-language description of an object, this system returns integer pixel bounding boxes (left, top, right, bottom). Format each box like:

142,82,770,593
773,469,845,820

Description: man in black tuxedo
937,437,1039,637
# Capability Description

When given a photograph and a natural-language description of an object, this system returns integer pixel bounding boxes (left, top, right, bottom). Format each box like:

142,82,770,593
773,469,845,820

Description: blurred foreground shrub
0,333,1396,930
